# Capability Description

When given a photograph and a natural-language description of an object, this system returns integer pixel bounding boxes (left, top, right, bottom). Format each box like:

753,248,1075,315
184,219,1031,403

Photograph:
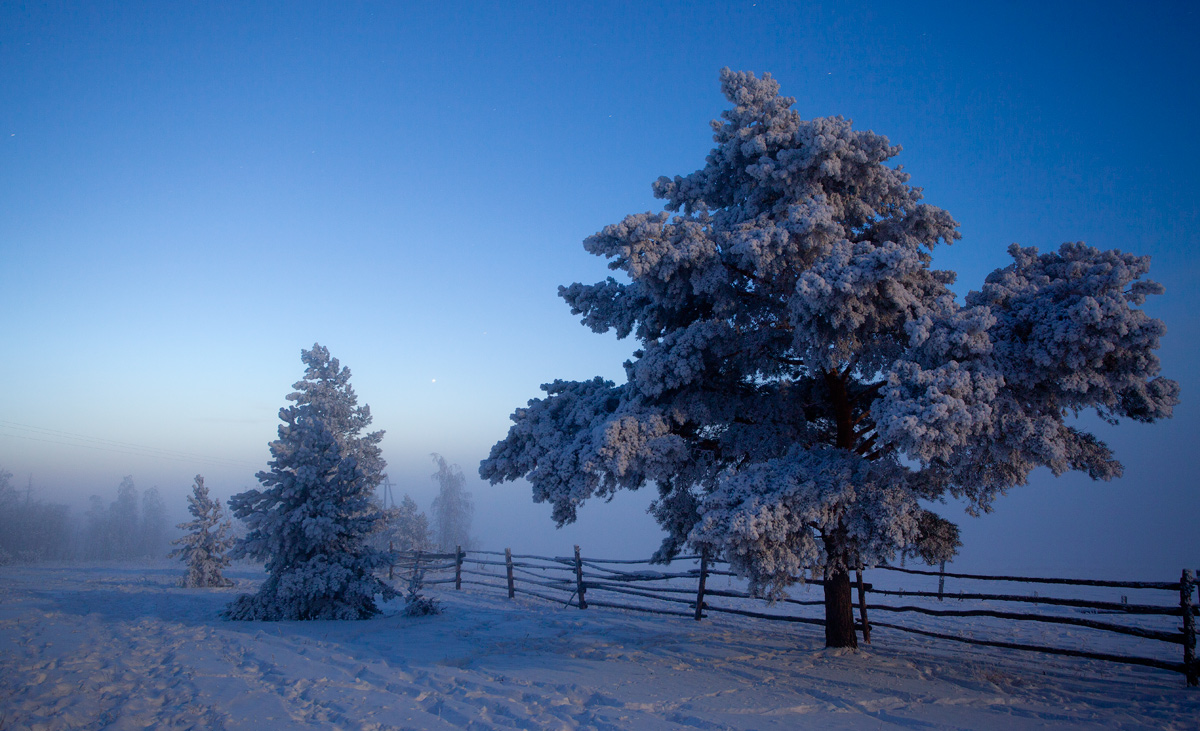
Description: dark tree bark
823,568,858,648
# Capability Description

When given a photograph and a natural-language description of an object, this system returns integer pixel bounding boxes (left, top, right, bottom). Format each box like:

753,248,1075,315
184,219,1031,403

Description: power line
0,420,263,471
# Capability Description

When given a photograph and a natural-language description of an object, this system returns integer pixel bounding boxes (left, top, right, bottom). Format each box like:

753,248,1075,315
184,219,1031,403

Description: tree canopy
480,69,1178,647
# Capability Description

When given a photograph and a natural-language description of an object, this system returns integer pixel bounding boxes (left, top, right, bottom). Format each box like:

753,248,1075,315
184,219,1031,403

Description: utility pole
381,475,395,509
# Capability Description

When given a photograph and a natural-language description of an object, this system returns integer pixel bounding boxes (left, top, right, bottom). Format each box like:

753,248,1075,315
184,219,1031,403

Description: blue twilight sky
1,1,1196,576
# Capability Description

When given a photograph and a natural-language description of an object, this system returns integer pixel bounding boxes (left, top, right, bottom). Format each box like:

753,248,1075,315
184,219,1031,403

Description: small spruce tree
224,346,396,620
169,475,235,588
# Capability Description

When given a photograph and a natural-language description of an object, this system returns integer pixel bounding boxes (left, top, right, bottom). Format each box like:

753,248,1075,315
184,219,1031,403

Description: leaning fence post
455,545,463,590
505,548,515,599
938,559,946,602
856,567,871,644
1181,568,1196,687
694,547,709,621
574,544,587,609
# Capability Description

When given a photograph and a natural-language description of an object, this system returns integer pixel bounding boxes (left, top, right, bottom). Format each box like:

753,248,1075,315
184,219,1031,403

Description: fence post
694,547,709,621
455,545,463,590
574,544,587,609
1182,568,1196,687
938,559,946,602
505,548,515,599
856,568,871,644
388,540,394,581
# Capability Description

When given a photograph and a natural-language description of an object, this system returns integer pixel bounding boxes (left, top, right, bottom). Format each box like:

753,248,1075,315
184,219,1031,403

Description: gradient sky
2,1,1196,576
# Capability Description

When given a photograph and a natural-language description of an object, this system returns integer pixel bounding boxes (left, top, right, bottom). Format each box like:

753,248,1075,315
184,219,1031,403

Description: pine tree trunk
823,567,858,648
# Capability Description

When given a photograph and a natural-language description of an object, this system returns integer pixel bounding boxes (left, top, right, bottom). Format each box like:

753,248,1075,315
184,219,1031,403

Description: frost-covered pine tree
224,347,396,620
168,475,235,588
430,454,472,552
480,69,1179,648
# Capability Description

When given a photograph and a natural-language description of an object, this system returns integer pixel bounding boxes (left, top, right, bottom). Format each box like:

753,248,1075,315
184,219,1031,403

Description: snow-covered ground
1,562,1197,730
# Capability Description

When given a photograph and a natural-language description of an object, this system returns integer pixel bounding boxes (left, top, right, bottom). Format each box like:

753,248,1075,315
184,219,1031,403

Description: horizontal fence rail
386,547,1199,687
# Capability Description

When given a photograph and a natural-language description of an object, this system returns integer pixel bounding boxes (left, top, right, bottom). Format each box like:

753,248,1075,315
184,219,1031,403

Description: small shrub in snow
402,568,441,617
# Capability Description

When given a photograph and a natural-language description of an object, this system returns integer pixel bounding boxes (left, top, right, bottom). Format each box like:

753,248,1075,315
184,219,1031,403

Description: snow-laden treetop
287,343,386,489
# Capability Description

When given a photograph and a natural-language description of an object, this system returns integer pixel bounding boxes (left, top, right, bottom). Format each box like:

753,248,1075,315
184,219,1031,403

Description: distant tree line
0,468,71,563
83,476,169,560
0,468,171,563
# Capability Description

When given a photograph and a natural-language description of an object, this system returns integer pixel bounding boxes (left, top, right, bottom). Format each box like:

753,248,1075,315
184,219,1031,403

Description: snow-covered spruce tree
224,349,396,620
430,454,472,552
168,475,235,588
480,69,1179,648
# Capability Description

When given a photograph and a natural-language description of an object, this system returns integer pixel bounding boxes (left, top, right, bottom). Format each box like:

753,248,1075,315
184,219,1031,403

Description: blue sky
1,1,1196,575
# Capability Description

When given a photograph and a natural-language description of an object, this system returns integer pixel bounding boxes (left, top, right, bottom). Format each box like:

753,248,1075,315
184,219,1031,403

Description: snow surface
1,562,1197,729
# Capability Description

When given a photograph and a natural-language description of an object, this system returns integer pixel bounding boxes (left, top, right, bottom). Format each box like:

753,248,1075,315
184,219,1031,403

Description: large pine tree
225,345,396,620
480,69,1178,647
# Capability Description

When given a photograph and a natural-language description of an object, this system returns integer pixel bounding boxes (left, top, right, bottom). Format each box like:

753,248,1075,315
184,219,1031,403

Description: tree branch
839,357,859,382
849,381,886,407
768,354,805,367
855,435,878,456
724,261,774,290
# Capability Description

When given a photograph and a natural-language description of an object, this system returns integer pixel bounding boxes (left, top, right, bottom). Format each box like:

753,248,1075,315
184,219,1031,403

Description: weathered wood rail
389,547,1199,686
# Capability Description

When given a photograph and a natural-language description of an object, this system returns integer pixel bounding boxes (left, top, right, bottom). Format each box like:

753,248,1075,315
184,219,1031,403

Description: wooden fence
389,547,1199,687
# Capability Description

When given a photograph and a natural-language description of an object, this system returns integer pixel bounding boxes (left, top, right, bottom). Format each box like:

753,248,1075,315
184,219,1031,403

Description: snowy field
1,562,1198,730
